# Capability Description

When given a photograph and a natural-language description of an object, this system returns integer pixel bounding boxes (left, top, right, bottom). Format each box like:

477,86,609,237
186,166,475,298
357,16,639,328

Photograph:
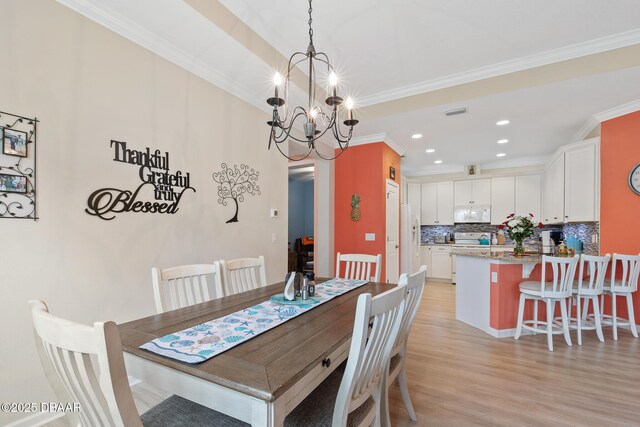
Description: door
436,181,454,225
542,154,565,224
490,177,515,224
472,179,491,205
564,145,596,222
454,180,473,206
431,247,452,279
515,175,541,220
386,180,400,283
420,183,437,225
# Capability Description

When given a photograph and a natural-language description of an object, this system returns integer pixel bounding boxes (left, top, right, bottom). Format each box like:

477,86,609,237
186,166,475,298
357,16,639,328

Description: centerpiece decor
499,213,543,255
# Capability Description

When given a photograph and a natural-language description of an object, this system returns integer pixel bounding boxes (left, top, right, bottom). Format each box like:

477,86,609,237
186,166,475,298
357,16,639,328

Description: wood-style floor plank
46,281,639,426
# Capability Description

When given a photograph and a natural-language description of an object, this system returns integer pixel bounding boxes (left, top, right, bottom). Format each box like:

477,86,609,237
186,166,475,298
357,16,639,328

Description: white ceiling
58,0,640,175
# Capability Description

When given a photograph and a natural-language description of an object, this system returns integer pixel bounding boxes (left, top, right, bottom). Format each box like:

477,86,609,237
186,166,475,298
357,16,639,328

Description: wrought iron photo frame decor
0,110,37,220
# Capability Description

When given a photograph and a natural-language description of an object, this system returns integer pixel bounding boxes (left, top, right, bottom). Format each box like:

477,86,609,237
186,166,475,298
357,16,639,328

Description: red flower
507,213,515,218
529,213,534,217
498,225,504,230
538,222,544,229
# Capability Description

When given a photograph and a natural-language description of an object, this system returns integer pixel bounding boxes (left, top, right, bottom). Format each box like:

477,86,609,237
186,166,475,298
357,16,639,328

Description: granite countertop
452,249,544,263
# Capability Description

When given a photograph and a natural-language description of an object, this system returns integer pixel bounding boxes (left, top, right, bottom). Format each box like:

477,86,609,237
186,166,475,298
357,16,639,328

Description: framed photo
0,173,27,193
3,128,28,157
389,166,396,180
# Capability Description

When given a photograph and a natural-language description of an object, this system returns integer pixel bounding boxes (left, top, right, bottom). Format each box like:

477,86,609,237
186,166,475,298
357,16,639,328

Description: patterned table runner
140,278,368,364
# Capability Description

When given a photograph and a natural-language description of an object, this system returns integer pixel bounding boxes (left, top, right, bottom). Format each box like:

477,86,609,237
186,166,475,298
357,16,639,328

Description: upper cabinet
421,181,454,225
490,177,514,224
564,143,597,222
407,182,421,224
542,139,599,224
515,175,542,220
454,179,491,206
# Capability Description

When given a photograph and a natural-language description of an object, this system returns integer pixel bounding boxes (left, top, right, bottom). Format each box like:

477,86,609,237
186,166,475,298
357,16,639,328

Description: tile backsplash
421,222,600,254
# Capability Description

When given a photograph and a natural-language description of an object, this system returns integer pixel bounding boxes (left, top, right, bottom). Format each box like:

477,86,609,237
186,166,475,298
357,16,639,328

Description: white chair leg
581,296,590,322
533,299,538,334
515,294,526,340
397,362,417,421
612,294,618,341
576,296,582,346
546,300,554,351
374,380,385,427
560,298,572,347
593,296,605,342
626,294,638,338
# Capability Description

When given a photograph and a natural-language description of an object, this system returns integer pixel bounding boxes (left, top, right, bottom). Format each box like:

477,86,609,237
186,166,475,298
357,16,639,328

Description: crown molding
571,116,600,143
56,0,269,113
480,155,550,171
359,29,640,107
346,133,405,157
594,98,640,122
402,164,466,177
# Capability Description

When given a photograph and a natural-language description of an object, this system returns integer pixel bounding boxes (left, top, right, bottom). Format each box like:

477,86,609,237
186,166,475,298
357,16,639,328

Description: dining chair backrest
29,301,142,427
611,253,640,293
540,255,579,298
394,265,428,350
576,254,611,295
335,253,382,282
220,256,267,295
333,285,406,426
151,263,224,313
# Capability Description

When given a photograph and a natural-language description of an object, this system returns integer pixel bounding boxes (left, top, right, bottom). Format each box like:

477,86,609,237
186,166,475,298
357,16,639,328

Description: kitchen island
454,249,546,337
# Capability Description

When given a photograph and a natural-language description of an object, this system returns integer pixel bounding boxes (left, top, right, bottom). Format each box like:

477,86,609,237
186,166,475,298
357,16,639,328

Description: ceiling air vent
445,107,468,116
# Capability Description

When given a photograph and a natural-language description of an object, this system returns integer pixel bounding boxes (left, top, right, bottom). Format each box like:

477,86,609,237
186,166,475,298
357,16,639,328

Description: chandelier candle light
267,0,358,161
499,213,544,255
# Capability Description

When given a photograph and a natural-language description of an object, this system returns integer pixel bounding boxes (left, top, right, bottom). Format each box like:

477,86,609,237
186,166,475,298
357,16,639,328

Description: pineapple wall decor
350,193,361,222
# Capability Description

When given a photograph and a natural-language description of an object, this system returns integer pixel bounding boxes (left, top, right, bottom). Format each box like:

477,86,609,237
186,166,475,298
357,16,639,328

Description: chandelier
267,0,358,161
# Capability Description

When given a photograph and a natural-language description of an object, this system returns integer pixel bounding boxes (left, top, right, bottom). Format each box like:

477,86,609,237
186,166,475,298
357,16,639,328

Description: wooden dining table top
119,279,395,403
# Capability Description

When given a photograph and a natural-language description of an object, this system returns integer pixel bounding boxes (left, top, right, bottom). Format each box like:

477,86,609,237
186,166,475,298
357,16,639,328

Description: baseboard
4,412,63,427
488,327,534,338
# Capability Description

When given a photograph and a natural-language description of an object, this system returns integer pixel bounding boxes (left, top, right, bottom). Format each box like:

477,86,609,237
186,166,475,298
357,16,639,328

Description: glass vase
514,240,525,255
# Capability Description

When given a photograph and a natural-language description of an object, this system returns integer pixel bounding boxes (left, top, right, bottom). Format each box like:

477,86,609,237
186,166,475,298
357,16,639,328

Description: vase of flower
499,213,543,256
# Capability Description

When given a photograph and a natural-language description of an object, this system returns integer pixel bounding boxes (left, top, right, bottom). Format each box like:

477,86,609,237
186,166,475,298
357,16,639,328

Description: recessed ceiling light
434,160,443,164
496,153,506,157
425,148,435,153
497,139,509,144
411,133,423,139
496,120,510,126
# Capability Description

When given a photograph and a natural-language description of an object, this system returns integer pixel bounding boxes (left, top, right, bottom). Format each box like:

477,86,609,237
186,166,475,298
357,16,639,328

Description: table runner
140,278,368,364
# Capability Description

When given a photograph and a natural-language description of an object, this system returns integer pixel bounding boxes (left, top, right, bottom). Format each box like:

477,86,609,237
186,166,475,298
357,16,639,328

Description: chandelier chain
308,0,313,45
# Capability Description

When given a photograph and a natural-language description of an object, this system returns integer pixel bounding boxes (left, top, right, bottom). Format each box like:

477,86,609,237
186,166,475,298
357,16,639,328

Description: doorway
386,179,400,283
288,164,316,275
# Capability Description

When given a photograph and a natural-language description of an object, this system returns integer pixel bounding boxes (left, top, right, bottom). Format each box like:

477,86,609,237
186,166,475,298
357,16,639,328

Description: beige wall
0,1,288,424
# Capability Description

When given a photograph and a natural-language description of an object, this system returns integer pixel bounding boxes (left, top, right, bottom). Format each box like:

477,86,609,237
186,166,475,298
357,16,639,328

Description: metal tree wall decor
0,110,38,220
212,163,261,223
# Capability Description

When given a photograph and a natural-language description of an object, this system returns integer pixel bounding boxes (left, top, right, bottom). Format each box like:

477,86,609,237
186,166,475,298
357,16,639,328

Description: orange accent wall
600,110,640,317
334,142,401,281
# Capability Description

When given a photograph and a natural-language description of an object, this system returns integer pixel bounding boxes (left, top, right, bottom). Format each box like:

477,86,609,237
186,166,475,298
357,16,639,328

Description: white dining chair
335,252,382,282
220,256,268,295
388,265,428,422
29,300,249,427
514,255,579,351
151,263,224,313
600,253,640,340
568,254,610,345
284,285,406,427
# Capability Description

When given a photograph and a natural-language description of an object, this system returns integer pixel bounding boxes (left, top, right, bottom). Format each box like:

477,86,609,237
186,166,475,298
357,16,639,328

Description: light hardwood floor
46,282,639,426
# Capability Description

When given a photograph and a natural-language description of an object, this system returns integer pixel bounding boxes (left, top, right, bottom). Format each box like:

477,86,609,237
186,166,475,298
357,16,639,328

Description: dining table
119,278,395,427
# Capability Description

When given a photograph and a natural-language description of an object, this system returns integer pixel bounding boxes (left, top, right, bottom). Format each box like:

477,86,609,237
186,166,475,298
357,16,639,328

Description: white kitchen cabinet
430,246,452,279
564,144,597,222
490,177,515,224
421,246,432,277
454,179,491,206
542,154,565,224
407,182,421,224
515,175,542,220
421,181,454,225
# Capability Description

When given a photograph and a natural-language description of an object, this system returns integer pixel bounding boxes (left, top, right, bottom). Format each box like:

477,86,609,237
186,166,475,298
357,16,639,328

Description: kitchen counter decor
499,213,543,255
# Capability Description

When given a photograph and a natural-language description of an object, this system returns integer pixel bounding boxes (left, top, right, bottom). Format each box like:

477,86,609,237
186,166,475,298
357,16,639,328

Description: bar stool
514,255,579,351
600,253,640,340
568,254,610,345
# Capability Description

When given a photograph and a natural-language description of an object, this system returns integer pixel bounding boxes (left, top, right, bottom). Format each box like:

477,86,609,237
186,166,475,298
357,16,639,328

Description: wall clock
629,163,640,196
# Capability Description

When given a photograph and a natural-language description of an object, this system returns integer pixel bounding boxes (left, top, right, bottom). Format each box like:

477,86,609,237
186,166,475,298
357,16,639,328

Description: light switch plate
491,272,498,283
365,233,376,241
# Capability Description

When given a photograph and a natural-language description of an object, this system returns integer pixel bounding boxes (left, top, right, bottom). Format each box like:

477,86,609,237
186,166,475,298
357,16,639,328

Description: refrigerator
400,203,421,275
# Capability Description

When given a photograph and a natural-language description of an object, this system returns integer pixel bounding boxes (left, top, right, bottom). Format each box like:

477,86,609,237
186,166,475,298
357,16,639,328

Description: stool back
541,255,579,298
611,253,640,293
576,254,611,296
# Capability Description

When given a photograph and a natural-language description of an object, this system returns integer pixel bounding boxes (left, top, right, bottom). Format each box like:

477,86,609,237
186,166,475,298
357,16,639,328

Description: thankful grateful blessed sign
85,140,195,220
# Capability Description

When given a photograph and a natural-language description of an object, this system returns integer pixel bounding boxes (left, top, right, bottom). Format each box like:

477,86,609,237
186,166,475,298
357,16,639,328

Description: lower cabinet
421,246,432,276
430,246,452,280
